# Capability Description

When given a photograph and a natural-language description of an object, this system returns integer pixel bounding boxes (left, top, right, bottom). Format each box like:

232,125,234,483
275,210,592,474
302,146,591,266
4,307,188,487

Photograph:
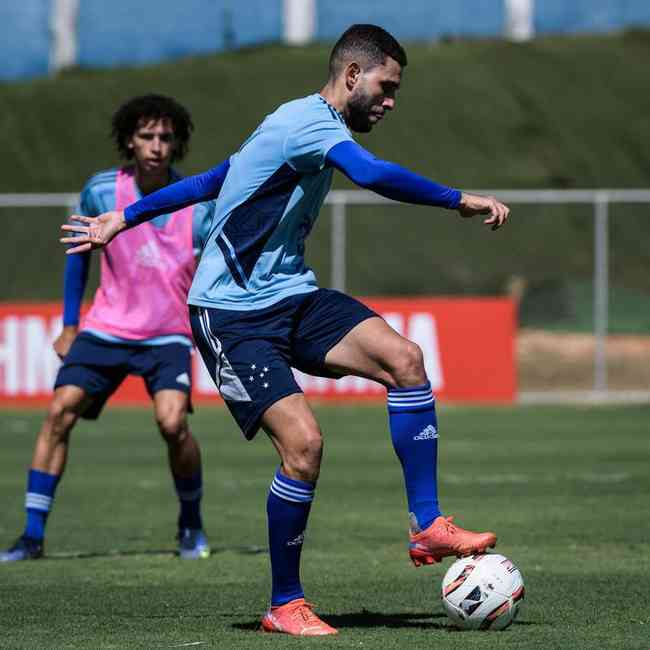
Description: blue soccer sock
24,469,60,541
173,471,204,530
267,469,315,607
387,381,441,532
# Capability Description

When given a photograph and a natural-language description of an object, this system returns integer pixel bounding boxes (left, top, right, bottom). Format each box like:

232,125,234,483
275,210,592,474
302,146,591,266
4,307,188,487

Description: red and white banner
0,299,516,408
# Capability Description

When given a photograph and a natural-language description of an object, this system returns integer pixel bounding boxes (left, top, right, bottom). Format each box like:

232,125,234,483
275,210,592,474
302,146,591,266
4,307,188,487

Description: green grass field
1,404,648,648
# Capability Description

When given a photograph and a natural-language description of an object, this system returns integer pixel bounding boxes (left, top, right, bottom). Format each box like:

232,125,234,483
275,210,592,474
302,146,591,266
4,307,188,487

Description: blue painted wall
536,0,650,34
0,1,50,81
316,0,504,41
77,0,282,68
3,1,650,81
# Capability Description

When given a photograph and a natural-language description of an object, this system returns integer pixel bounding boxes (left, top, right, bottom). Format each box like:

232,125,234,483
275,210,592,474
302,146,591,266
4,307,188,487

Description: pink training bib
81,166,195,339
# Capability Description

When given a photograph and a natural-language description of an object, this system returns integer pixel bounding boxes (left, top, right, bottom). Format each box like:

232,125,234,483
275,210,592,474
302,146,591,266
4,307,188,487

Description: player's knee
283,426,323,482
386,340,426,387
156,408,187,444
44,399,76,440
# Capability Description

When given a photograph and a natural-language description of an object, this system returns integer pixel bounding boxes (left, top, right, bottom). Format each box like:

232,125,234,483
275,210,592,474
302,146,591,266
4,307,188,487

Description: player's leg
326,316,443,527
151,388,209,559
188,304,336,635
299,291,496,564
259,393,337,636
138,342,209,558
0,385,93,562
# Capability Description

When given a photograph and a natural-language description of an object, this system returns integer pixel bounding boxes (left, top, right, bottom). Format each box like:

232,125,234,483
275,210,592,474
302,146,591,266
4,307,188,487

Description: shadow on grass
44,544,267,560
234,610,448,632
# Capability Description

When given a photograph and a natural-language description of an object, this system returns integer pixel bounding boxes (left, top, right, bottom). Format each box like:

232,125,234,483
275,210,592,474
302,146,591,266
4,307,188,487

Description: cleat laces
441,516,457,536
290,601,320,626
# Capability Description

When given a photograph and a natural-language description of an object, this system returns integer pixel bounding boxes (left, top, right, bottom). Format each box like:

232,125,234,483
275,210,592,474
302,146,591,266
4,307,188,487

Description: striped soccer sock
267,469,315,606
24,469,60,541
387,381,441,532
173,472,204,530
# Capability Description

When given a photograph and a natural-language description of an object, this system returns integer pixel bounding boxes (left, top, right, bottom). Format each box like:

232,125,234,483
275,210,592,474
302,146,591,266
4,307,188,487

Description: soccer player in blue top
62,26,510,635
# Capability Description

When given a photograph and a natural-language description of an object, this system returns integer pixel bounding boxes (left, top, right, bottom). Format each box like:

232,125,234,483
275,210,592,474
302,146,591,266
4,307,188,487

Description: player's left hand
457,193,510,230
60,210,127,253
52,325,78,359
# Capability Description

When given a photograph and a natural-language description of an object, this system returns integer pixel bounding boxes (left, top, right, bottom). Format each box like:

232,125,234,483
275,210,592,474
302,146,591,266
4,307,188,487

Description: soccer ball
441,553,525,631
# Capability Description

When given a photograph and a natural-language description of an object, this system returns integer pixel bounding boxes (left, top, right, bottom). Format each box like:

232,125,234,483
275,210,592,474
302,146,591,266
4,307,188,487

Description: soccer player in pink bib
1,95,215,562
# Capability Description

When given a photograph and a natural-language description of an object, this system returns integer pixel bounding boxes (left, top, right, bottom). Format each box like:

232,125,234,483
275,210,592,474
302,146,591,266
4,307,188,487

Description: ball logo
500,558,518,574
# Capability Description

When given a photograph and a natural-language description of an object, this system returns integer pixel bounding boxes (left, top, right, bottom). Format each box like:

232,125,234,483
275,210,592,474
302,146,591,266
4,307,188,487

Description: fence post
593,193,609,394
330,198,346,292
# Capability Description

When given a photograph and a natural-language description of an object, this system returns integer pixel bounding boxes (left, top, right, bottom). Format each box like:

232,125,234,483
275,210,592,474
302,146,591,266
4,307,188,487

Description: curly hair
111,94,194,162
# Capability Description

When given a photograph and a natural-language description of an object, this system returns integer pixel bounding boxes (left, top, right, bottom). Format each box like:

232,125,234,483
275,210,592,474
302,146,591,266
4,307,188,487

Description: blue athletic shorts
54,332,193,420
189,289,378,439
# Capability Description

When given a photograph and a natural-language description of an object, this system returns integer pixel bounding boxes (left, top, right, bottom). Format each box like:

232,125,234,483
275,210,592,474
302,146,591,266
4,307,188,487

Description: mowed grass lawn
1,404,648,649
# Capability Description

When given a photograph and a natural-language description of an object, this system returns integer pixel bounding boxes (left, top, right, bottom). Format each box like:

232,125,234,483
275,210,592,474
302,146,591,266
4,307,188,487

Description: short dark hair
111,94,194,162
329,24,407,79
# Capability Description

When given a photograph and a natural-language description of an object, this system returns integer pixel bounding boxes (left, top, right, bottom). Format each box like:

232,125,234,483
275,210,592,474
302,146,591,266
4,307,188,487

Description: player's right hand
53,326,78,359
60,210,127,254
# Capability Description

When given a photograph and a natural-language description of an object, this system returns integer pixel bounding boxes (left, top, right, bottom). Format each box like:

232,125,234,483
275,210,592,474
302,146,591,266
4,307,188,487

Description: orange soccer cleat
260,598,338,636
409,515,497,566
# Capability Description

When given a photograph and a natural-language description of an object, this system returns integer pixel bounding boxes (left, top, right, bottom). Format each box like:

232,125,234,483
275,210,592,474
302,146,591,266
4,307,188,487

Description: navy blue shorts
189,289,378,439
54,332,193,420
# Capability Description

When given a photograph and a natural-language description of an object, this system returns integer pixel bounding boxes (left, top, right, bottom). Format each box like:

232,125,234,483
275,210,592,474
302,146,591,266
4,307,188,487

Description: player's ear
345,62,362,91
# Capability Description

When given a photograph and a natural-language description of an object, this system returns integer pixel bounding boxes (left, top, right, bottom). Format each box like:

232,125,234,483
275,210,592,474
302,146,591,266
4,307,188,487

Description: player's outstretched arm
326,141,509,230
60,158,231,254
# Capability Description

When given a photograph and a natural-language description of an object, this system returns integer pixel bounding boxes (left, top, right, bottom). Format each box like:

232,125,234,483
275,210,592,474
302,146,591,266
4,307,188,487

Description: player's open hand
60,211,127,254
457,193,510,230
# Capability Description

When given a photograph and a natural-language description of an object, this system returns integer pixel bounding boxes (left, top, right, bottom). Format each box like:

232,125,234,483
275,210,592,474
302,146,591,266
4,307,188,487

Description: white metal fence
3,189,650,398
325,189,650,397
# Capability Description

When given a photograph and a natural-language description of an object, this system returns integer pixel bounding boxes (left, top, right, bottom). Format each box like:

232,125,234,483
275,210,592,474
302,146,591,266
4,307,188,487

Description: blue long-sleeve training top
120,143,460,228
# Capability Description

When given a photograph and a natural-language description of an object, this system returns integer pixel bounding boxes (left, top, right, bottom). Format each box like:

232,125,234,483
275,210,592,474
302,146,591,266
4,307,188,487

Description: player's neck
319,83,346,119
134,166,172,196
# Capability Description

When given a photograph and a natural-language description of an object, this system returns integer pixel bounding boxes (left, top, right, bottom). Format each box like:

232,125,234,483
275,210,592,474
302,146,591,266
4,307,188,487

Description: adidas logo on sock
175,372,190,386
413,425,439,441
286,533,305,547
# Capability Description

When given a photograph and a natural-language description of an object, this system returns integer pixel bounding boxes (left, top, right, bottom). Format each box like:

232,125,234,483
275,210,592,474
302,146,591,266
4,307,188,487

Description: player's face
346,56,402,133
128,118,176,174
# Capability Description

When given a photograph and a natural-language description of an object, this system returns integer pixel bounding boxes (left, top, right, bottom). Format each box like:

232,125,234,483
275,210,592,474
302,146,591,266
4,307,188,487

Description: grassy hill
1,32,650,331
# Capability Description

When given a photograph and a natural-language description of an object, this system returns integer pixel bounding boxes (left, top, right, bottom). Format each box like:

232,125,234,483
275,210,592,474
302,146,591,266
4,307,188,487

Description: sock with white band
267,468,315,606
173,471,204,530
387,381,441,532
24,469,60,541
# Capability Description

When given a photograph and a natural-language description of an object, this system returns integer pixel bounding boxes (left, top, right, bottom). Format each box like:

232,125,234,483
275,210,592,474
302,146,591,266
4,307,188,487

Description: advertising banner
0,299,515,408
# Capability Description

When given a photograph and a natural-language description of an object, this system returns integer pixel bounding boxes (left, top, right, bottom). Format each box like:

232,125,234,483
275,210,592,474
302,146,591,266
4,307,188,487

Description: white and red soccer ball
441,553,525,631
